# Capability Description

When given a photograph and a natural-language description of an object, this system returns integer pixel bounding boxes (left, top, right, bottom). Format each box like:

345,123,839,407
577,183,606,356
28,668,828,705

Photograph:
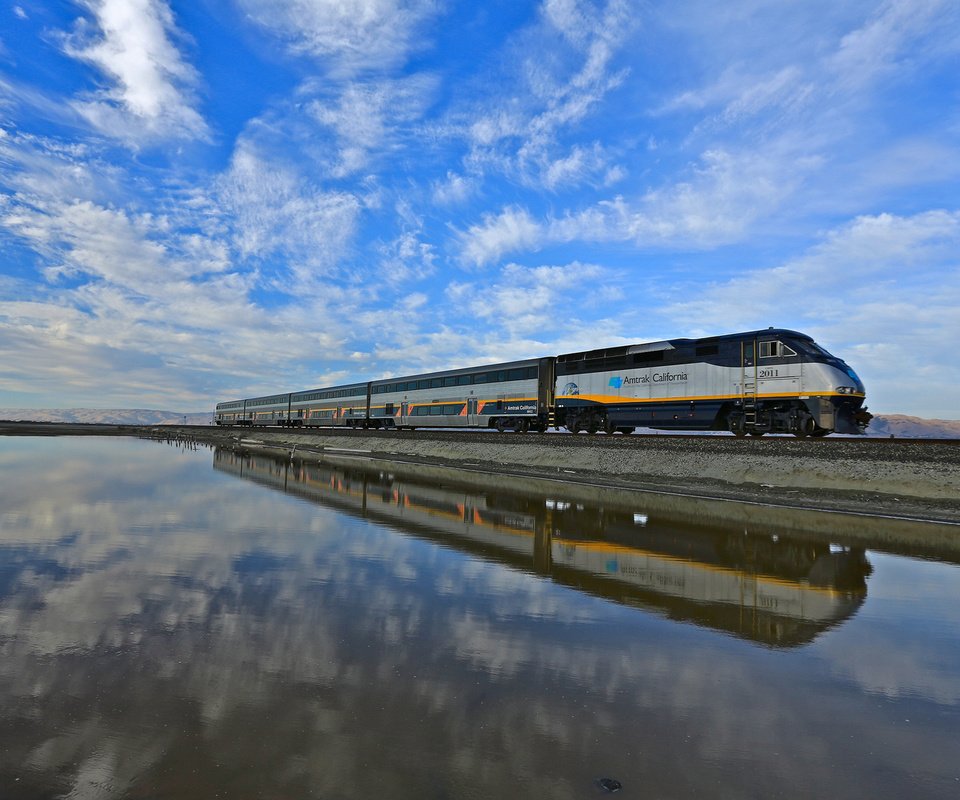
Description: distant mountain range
0,409,213,426
863,414,960,439
1,408,958,438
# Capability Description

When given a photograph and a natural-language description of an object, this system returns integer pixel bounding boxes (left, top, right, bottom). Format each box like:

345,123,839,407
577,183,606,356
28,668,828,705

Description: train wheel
793,416,816,438
810,428,830,437
749,431,765,437
495,418,506,433
519,419,530,433
729,417,747,438
616,427,635,434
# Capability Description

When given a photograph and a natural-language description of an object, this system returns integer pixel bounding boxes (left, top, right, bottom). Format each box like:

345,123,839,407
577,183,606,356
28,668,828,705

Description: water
1,436,958,799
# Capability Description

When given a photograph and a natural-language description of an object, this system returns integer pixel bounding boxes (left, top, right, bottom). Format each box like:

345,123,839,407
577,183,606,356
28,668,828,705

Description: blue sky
1,0,958,417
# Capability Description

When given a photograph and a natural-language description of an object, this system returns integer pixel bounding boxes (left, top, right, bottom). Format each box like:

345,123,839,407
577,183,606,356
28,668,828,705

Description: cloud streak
62,0,209,143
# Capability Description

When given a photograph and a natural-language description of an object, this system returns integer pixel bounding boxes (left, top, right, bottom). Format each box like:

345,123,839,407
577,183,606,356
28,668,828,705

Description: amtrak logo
609,372,688,386
561,382,580,396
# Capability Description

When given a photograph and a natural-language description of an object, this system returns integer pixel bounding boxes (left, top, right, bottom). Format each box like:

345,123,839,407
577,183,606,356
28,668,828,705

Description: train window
526,366,538,379
498,371,508,382
508,368,525,381
457,375,472,386
759,341,797,358
444,376,457,387
632,351,663,364
474,372,487,384
696,345,719,356
430,378,442,389
430,405,443,415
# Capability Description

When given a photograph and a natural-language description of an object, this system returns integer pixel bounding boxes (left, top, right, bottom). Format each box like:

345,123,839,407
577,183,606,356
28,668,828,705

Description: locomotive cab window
759,341,797,358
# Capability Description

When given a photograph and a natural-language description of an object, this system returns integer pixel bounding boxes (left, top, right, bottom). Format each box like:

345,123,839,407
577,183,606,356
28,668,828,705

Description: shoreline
4,421,959,527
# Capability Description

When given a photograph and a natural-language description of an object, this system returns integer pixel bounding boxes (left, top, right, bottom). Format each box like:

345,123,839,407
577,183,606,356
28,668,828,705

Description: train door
401,402,409,428
538,357,555,429
467,397,479,426
739,339,758,428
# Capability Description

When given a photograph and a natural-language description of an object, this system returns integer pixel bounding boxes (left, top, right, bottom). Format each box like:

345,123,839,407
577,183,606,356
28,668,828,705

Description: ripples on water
0,436,958,799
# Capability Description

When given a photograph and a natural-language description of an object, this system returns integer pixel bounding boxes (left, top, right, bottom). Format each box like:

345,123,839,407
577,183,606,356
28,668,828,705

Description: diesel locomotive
215,328,871,437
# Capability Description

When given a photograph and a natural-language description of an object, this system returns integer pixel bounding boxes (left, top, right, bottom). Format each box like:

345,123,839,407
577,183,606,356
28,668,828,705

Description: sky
0,0,958,418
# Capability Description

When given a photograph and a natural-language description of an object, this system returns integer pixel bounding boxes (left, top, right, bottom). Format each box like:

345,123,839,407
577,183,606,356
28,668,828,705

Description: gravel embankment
166,426,960,525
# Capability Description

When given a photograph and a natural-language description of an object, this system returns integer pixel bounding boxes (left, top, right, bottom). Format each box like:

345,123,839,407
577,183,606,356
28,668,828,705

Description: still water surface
1,436,958,799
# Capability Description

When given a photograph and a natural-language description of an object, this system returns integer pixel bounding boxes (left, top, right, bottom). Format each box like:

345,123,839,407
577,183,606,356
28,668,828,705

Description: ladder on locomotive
740,340,758,427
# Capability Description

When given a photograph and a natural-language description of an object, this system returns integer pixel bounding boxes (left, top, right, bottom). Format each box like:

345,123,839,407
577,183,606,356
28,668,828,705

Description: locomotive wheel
749,431,765,437
729,417,747,437
495,418,506,433
519,419,530,433
793,416,816,438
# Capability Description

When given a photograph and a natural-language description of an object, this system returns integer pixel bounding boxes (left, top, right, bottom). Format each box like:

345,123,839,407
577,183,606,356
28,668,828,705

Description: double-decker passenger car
215,328,870,436
368,358,552,431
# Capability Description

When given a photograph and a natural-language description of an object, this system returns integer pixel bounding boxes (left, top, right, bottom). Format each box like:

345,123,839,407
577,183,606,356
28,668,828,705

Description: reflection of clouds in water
1,440,958,799
811,556,960,706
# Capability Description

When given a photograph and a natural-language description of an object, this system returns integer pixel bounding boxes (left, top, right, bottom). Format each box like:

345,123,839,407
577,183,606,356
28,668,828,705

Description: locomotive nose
843,365,865,394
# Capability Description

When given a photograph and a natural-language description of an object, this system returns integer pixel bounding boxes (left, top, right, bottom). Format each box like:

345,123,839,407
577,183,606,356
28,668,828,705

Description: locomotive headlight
835,386,856,394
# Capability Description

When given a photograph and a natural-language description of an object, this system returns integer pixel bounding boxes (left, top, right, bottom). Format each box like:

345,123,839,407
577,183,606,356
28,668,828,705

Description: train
215,327,871,437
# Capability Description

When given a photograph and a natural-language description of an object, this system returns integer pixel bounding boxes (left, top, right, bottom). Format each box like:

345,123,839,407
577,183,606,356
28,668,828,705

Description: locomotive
215,328,870,437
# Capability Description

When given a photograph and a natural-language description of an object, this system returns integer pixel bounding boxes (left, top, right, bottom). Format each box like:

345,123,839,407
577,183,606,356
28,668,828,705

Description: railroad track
189,425,960,447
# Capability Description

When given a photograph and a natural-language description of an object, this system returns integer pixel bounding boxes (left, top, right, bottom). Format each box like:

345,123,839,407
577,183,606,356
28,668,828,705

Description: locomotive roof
557,328,813,362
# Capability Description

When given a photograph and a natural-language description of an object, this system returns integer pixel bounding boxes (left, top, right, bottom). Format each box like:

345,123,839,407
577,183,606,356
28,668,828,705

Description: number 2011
759,369,779,378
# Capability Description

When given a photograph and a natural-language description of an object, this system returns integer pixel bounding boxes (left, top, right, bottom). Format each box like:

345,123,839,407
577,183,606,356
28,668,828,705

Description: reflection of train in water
213,449,871,647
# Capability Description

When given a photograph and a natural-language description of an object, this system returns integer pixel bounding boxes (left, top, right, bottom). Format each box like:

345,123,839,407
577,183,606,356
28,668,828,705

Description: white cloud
446,261,608,337
305,74,436,178
458,0,634,191
661,0,960,140
457,207,543,267
236,0,440,75
538,142,612,191
827,0,956,92
458,146,812,264
13,6,27,20
217,142,361,282
374,205,436,284
432,171,474,207
63,0,208,143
